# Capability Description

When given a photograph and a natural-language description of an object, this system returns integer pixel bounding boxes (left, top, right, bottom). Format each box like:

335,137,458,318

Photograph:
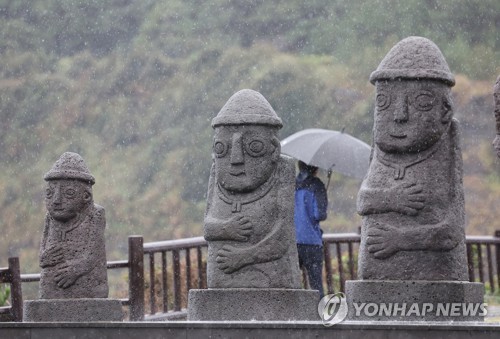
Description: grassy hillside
0,0,499,271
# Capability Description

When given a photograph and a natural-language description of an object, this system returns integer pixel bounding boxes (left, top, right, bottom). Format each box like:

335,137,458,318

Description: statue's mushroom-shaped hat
44,152,95,185
212,89,282,128
370,36,455,86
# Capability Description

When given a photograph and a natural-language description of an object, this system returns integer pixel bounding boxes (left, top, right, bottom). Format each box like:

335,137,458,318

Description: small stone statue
40,152,108,298
204,89,301,288
493,75,500,158
356,36,468,281
24,152,123,322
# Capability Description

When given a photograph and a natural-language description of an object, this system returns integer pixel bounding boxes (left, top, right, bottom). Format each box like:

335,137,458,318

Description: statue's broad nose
53,186,62,204
230,133,244,165
393,95,409,123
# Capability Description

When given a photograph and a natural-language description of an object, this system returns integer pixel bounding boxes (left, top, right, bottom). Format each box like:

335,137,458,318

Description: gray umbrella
280,128,371,183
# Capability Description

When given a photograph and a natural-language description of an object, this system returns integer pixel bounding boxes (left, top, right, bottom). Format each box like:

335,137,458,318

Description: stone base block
188,288,319,321
345,280,485,321
24,298,124,322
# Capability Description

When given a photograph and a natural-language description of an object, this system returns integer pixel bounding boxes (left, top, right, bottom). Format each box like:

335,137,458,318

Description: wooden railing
4,231,500,321
0,258,22,322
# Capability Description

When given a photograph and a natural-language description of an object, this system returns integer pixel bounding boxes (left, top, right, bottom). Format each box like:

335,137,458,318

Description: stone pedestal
24,298,124,322
345,280,484,321
188,288,319,321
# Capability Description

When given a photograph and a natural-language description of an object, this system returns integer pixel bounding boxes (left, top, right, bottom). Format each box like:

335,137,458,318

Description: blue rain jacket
294,171,328,245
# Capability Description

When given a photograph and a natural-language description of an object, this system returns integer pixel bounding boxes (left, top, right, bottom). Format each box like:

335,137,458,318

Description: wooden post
128,236,144,321
161,251,168,313
148,253,156,315
323,243,333,294
8,257,22,322
495,230,500,290
467,243,475,282
172,249,181,312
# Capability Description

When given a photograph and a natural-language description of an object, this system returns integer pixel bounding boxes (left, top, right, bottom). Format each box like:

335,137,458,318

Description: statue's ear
271,137,281,161
441,96,453,124
83,191,92,203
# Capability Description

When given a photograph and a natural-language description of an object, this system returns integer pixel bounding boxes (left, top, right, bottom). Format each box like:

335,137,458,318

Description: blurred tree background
0,0,499,272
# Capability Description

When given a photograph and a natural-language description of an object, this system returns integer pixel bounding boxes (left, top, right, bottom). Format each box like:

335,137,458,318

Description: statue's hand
224,215,253,242
390,182,425,216
54,263,83,289
493,135,500,158
40,244,64,268
366,224,401,259
216,245,249,273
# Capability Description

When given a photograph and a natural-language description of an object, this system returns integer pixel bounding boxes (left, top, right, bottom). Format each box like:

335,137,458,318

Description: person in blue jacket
294,161,328,299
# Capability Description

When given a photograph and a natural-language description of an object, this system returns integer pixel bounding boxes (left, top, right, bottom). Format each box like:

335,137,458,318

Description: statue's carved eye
65,188,76,198
412,91,436,111
45,188,53,198
213,141,228,158
376,92,391,110
245,139,267,157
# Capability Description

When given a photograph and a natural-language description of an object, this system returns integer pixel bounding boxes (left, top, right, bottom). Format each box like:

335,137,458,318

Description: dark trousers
297,244,324,299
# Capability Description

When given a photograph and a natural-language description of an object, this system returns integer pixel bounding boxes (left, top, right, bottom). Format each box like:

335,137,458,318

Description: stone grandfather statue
24,152,122,322
188,90,318,321
357,36,467,280
346,37,483,321
204,89,301,288
39,152,108,298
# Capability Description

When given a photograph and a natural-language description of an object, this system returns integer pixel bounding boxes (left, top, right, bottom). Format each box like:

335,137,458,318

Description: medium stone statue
188,89,318,321
493,75,500,158
24,152,122,322
40,152,108,298
346,37,484,321
204,89,301,289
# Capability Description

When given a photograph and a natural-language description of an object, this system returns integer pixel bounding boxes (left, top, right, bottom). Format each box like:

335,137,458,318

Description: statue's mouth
390,133,407,139
229,170,245,176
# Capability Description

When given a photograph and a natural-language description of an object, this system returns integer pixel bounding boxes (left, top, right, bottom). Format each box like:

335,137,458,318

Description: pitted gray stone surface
357,37,467,281
346,281,484,321
348,37,484,321
25,152,123,322
40,152,108,298
204,89,301,289
188,289,319,321
24,299,123,322
189,89,317,321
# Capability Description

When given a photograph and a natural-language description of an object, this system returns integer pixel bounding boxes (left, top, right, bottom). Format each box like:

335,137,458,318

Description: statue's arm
358,182,425,216
366,217,462,259
357,186,391,215
39,214,63,268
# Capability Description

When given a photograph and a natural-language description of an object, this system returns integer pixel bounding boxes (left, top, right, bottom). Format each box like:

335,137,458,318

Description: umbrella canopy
280,128,371,180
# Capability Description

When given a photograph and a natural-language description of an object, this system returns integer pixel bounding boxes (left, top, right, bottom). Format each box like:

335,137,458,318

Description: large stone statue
24,152,123,322
188,89,318,321
493,75,500,158
345,37,484,321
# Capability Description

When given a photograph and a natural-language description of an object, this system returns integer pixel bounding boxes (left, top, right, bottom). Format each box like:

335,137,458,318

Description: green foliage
0,285,10,307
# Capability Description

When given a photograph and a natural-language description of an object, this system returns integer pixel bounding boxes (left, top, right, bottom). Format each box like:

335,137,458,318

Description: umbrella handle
326,170,332,190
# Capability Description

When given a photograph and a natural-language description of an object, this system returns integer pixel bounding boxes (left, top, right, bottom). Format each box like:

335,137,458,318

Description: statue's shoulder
91,204,106,224
278,154,295,182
